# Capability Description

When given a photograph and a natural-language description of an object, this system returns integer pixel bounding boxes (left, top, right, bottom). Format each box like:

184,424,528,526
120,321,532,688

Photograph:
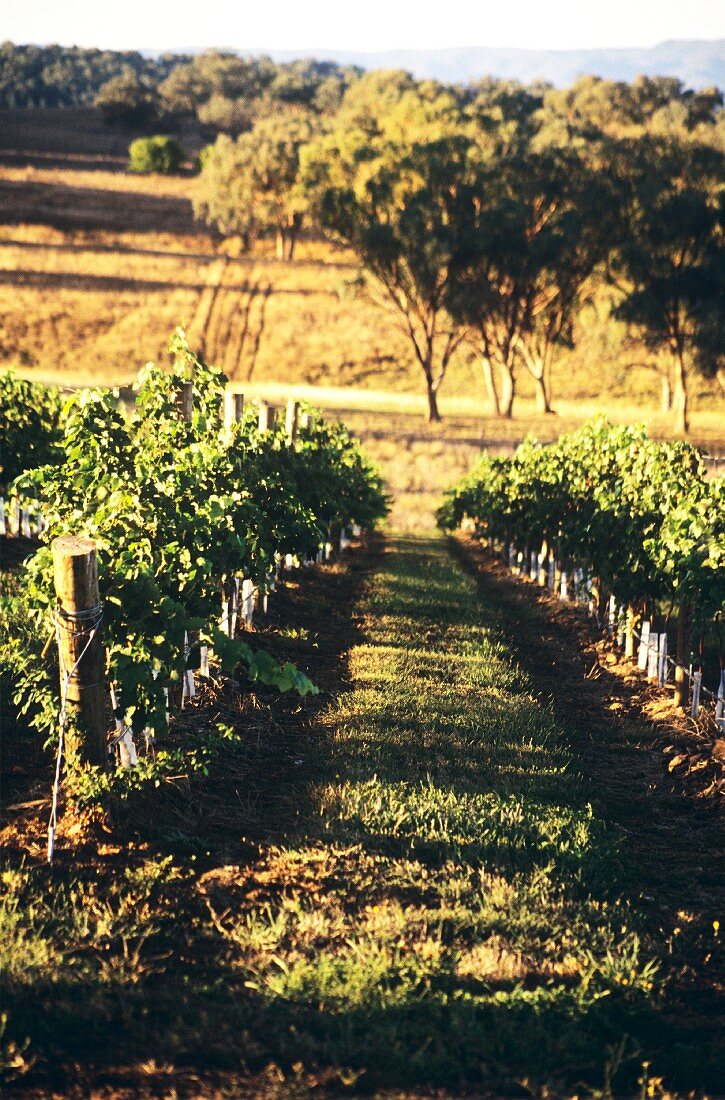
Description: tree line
195,71,724,431
0,42,361,122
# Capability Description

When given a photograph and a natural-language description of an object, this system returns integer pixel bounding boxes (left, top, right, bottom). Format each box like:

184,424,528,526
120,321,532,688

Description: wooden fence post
179,381,193,422
285,399,299,444
51,536,107,768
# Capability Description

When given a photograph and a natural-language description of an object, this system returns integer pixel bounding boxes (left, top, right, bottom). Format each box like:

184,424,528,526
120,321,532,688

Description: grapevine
438,417,724,678
6,330,387,794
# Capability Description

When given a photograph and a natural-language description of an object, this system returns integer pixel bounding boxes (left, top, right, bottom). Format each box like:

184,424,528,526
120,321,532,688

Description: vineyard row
438,418,724,717
2,330,387,835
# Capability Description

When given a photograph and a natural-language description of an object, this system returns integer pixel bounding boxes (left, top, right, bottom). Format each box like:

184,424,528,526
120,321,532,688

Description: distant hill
253,39,725,90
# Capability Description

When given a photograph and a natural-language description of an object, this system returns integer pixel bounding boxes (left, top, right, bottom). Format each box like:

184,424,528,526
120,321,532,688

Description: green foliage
196,110,319,258
8,328,386,787
609,136,724,424
158,51,360,125
438,418,724,640
0,371,63,490
446,146,616,415
0,42,179,109
127,135,185,174
94,69,159,127
301,83,470,419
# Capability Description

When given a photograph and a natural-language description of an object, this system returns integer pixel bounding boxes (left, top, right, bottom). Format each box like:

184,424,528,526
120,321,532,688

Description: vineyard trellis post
51,536,107,768
179,381,194,422
224,387,244,438
258,401,274,433
674,603,690,708
285,399,299,444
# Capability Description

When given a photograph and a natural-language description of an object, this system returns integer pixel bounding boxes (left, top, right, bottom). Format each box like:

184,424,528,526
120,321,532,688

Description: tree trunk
481,356,500,417
660,371,672,412
521,349,554,414
672,354,689,434
426,381,441,423
499,363,515,419
533,372,553,415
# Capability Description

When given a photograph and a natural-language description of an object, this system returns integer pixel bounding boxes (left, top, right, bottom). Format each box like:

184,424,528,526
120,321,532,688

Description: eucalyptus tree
94,69,159,127
195,108,318,259
301,79,470,421
448,145,610,417
608,135,724,433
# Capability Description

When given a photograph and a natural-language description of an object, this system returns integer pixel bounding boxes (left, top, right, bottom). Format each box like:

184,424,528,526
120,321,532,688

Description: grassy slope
2,535,720,1096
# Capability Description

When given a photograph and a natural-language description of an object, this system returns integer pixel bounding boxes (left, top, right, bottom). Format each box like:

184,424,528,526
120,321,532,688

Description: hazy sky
2,0,724,53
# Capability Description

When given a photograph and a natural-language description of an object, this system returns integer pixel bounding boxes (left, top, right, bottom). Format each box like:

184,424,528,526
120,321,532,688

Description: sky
2,0,724,54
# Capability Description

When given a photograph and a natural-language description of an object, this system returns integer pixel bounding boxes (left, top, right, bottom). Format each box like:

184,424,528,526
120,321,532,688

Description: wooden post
285,399,299,444
625,605,637,660
637,620,651,670
224,387,244,438
537,540,548,587
51,537,107,769
674,602,690,708
179,381,193,422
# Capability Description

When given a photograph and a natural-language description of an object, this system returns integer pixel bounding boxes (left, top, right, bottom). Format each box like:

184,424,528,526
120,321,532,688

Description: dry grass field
0,108,722,527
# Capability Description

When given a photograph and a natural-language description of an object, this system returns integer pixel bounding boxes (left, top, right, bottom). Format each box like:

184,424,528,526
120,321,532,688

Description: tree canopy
196,110,318,259
301,82,469,420
608,136,724,432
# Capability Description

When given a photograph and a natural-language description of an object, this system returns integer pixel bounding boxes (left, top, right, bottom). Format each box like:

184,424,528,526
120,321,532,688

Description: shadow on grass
2,536,721,1096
